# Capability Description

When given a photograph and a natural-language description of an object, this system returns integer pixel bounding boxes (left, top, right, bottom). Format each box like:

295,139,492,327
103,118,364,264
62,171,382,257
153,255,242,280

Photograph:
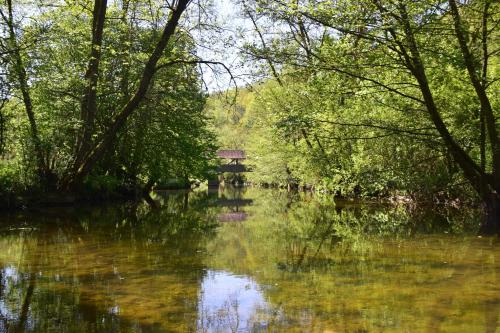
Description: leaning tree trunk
3,0,47,181
397,3,499,233
61,0,190,190
448,0,499,232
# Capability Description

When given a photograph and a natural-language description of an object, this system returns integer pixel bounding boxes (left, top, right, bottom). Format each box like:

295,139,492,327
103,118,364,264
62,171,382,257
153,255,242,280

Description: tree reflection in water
0,187,497,332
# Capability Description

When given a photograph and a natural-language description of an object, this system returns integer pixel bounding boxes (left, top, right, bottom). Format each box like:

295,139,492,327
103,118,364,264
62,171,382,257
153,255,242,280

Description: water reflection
0,188,498,332
208,187,252,222
0,266,19,330
198,270,269,332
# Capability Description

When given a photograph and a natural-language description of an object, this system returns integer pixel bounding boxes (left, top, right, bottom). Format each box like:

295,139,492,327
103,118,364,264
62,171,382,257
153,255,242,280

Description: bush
83,174,122,199
0,161,25,208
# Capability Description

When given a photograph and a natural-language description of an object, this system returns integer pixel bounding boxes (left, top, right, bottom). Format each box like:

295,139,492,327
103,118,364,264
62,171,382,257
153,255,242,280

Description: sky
194,0,259,92
13,0,257,92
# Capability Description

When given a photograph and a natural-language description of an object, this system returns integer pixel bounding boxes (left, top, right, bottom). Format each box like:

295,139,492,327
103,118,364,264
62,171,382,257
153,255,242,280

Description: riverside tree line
0,0,217,201
209,0,499,231
1,0,499,231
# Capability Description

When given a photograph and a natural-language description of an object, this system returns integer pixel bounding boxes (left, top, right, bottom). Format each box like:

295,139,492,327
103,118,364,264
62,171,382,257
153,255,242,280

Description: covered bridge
216,150,246,160
209,150,251,186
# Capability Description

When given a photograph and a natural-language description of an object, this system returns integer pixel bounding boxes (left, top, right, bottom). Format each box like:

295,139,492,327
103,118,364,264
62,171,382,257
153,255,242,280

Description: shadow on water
0,187,498,332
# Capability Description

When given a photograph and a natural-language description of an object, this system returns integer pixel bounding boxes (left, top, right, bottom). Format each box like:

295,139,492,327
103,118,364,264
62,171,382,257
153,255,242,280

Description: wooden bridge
216,150,252,173
209,150,251,186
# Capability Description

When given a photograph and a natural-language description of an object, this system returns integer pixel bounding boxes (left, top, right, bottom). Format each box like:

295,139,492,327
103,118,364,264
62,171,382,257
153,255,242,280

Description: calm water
0,188,498,332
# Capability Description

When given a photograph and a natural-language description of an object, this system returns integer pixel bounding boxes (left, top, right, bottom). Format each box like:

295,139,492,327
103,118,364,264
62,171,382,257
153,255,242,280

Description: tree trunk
119,0,131,103
74,0,108,168
3,0,47,179
0,108,5,155
481,194,500,234
448,0,500,187
398,3,498,232
62,0,190,190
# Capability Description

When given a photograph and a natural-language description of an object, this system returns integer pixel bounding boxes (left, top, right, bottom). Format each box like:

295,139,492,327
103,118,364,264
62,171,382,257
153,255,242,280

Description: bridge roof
217,150,246,159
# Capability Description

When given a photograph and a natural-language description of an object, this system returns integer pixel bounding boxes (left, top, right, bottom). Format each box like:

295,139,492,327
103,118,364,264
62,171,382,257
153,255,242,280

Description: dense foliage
207,0,499,229
0,0,216,204
207,80,472,199
0,0,499,229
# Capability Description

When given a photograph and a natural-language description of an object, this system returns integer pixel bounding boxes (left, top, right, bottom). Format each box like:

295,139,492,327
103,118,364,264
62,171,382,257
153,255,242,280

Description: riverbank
0,180,195,211
1,180,482,215
243,181,481,210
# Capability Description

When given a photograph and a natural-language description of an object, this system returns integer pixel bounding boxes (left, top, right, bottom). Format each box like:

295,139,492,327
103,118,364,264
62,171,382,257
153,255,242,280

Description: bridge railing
217,164,253,173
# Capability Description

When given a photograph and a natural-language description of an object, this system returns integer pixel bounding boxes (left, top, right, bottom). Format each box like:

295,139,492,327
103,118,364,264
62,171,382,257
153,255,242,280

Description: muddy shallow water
0,188,498,332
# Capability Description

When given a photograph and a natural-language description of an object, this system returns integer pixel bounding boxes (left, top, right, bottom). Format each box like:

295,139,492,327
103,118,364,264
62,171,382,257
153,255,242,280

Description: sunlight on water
0,187,498,332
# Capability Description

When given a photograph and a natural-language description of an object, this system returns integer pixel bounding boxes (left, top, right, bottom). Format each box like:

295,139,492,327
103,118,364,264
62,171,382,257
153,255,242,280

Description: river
0,187,498,332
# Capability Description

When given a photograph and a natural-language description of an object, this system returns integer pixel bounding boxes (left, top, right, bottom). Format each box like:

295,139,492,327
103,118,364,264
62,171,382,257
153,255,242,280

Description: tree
0,0,47,181
240,0,500,231
64,0,192,189
0,48,8,156
0,0,221,199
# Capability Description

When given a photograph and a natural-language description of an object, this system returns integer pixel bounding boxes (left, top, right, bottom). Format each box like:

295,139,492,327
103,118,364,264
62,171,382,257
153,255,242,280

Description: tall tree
74,0,108,169
244,0,499,230
63,0,192,189
0,0,47,180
